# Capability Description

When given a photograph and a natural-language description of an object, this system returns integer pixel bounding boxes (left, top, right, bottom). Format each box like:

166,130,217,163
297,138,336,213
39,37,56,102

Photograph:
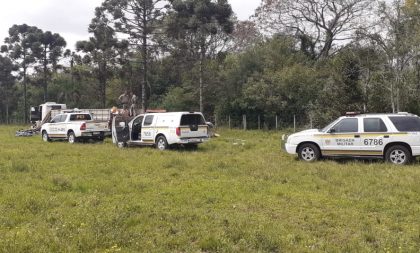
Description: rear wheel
117,142,127,148
385,145,411,165
42,131,50,142
298,143,320,162
68,131,77,144
156,136,168,151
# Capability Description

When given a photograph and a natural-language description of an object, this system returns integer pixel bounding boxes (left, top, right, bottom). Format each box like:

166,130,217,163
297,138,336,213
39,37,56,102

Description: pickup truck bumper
178,137,209,144
281,134,297,154
81,131,104,138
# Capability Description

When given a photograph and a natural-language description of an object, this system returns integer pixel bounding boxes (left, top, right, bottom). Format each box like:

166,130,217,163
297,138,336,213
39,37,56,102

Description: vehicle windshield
321,118,341,132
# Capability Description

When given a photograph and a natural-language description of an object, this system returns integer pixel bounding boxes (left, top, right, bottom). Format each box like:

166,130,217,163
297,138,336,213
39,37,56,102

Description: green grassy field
0,125,419,252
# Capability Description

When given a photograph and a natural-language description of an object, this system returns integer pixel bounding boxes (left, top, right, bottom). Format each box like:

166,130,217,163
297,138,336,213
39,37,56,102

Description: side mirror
328,128,336,134
50,120,55,123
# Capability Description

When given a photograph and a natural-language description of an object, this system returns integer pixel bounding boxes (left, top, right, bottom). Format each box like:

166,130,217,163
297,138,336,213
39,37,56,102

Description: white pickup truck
112,112,209,150
41,112,109,143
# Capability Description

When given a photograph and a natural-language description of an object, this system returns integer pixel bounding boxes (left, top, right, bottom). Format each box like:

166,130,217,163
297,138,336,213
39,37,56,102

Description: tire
385,145,412,165
117,142,127,148
156,136,169,151
298,143,320,162
42,131,50,142
68,131,78,144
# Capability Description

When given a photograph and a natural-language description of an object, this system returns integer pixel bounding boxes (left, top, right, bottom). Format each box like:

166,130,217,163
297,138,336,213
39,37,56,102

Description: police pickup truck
112,112,209,150
41,112,109,143
282,112,420,165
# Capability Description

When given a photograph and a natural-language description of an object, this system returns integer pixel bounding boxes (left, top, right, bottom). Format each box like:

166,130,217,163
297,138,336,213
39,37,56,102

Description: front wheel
298,143,320,162
156,136,169,151
42,131,50,142
385,145,412,165
68,131,78,144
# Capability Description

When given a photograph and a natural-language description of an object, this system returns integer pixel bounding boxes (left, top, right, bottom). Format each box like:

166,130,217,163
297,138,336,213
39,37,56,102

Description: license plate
188,138,200,143
93,132,100,135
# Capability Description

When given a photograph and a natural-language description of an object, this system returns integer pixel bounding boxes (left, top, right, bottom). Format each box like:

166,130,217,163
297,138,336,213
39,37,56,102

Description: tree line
0,0,419,128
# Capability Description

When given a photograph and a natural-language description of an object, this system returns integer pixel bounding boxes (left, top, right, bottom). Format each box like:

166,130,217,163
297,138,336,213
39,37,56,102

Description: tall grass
0,126,419,252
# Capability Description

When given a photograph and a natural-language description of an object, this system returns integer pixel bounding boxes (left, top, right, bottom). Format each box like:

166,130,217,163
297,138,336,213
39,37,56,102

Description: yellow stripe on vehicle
48,134,67,138
314,133,408,138
322,150,383,156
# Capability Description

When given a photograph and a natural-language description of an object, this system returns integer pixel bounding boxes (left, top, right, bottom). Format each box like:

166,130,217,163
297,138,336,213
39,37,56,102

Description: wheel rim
43,133,48,142
390,149,406,164
301,147,315,161
157,139,166,150
68,134,75,144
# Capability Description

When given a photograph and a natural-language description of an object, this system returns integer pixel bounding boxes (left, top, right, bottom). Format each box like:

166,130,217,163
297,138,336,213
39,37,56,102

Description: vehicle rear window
70,114,91,121
180,114,205,125
364,118,387,132
389,116,420,131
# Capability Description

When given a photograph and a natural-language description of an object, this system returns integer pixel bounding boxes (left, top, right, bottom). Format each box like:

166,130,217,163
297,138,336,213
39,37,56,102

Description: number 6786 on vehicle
282,112,420,165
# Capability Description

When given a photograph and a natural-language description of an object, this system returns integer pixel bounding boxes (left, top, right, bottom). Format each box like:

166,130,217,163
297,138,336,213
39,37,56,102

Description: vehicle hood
289,129,320,138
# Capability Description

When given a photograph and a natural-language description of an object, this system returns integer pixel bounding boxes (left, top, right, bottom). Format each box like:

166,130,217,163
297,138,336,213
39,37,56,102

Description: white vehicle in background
30,102,111,129
282,112,420,165
41,112,109,143
112,112,209,150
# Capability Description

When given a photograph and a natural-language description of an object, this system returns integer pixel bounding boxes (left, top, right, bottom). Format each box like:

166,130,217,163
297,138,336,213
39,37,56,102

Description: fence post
258,115,261,130
228,115,231,129
310,115,313,129
243,114,247,130
294,115,296,132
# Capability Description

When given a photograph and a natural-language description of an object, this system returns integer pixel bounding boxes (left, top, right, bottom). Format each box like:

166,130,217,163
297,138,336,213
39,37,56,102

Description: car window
143,115,154,126
70,114,91,121
364,118,388,132
332,118,358,133
133,116,143,126
180,114,205,125
59,115,68,122
51,115,61,123
389,116,420,131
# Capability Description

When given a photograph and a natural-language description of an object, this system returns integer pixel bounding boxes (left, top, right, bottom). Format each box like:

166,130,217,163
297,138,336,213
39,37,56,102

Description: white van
112,112,209,150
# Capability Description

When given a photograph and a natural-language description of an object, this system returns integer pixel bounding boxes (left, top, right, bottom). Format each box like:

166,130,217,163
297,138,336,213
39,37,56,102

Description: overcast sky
0,0,261,50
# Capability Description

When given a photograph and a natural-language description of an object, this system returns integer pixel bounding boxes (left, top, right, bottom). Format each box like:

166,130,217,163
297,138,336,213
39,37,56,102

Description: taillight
80,123,86,130
176,127,181,136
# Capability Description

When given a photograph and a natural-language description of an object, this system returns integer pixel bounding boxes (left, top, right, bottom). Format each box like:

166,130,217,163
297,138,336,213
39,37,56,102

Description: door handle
354,135,360,138
384,135,390,138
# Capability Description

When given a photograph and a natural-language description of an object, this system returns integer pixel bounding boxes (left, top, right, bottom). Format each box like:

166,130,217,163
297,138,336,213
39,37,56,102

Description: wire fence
0,119,26,125
212,114,313,132
1,113,314,132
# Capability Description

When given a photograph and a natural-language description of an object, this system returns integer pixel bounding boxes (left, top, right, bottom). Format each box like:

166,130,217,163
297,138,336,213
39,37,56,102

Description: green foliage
76,15,129,108
0,126,420,251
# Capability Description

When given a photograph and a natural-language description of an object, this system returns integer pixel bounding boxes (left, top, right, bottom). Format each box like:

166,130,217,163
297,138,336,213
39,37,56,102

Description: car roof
343,113,418,118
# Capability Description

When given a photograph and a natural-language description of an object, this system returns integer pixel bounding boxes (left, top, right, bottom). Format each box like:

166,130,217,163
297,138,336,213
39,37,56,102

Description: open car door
112,115,130,146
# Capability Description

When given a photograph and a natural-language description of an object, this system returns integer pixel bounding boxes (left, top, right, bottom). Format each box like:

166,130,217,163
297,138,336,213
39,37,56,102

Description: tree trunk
43,48,48,102
199,42,205,113
23,66,28,123
141,2,148,112
100,61,107,108
6,103,9,125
